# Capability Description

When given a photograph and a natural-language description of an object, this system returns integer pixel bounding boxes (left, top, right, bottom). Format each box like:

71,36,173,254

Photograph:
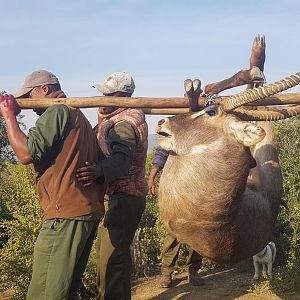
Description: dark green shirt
26,105,70,164
100,121,137,183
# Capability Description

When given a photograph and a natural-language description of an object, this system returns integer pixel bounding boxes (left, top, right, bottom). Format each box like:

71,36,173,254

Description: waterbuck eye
206,109,216,116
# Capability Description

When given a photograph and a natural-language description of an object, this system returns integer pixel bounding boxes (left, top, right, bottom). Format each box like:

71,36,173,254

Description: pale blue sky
1,0,299,133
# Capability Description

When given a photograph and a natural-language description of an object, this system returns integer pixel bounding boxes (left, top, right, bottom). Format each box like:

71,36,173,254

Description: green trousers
161,231,203,276
95,193,146,300
27,217,99,300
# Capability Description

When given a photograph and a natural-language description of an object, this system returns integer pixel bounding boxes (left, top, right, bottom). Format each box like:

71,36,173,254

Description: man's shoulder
35,105,70,127
49,103,69,111
44,104,70,115
113,120,136,135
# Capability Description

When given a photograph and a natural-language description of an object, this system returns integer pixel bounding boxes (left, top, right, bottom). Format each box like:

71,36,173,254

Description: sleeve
100,120,137,183
151,145,169,170
26,105,70,164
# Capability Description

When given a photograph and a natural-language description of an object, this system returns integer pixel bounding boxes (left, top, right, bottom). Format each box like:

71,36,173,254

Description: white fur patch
189,139,223,155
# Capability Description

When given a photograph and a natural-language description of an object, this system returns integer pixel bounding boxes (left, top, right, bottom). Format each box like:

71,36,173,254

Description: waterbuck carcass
156,73,300,264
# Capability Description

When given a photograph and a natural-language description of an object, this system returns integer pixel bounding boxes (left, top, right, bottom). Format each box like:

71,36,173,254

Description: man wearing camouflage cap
77,72,148,300
0,70,105,299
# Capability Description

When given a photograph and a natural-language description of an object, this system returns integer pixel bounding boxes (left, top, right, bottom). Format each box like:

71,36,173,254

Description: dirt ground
132,268,300,300
1,268,299,300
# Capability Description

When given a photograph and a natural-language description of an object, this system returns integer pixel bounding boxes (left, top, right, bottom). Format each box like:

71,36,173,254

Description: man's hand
148,166,160,196
0,94,30,164
0,94,21,119
148,178,156,196
76,161,104,187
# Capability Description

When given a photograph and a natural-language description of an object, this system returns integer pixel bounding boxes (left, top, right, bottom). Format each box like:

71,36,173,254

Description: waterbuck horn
221,73,300,112
233,105,300,121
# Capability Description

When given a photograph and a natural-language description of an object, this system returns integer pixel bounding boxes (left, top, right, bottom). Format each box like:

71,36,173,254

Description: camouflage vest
97,108,148,197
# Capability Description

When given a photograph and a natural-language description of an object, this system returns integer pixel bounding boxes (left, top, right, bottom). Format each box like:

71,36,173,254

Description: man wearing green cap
0,70,105,300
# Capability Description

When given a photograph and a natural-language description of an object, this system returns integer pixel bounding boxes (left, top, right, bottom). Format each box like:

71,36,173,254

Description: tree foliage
270,117,300,292
0,164,41,299
0,117,16,163
0,91,12,163
251,117,300,295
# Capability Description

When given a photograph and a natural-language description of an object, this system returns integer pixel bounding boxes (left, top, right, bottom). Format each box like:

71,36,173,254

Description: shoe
188,269,205,286
159,274,172,288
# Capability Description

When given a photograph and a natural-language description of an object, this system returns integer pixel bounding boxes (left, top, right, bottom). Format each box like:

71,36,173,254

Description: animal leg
267,263,273,278
262,264,267,278
253,259,260,280
247,34,266,89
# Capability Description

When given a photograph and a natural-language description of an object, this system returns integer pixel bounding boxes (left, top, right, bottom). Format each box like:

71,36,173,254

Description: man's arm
148,165,160,195
0,95,31,164
151,146,169,170
147,146,169,195
100,121,136,182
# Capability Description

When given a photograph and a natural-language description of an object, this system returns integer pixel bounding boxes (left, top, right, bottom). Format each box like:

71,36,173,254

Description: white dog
253,241,276,280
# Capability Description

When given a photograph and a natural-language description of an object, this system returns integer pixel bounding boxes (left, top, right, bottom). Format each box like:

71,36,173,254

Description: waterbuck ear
229,121,266,147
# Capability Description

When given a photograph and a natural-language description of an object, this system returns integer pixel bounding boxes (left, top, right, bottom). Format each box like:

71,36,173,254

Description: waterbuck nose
158,119,165,125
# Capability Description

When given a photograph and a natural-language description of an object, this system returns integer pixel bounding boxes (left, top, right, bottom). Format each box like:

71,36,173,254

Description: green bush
271,117,300,293
0,163,42,299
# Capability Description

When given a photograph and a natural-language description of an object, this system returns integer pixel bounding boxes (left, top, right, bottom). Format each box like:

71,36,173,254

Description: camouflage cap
14,70,59,98
93,72,135,95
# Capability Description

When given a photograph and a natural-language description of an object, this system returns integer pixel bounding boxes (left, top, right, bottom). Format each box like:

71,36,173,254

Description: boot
159,274,172,288
188,268,205,286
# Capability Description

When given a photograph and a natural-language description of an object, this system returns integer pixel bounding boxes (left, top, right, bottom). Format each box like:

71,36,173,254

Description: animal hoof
184,79,193,94
250,66,266,83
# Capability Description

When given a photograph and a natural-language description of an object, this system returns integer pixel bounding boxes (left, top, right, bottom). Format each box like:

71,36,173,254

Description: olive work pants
95,193,146,300
161,231,203,276
26,217,99,300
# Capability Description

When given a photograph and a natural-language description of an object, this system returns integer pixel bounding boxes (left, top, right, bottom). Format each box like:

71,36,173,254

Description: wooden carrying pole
16,93,300,115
